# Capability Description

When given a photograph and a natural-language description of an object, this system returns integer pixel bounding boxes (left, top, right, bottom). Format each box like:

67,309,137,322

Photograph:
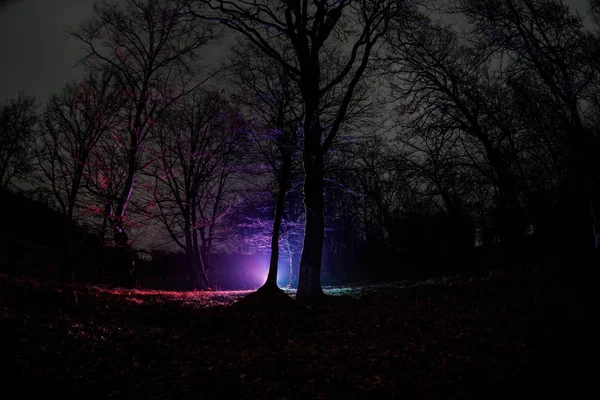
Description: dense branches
226,41,303,288
37,70,124,221
149,89,247,288
0,93,37,189
192,0,401,302
70,0,216,249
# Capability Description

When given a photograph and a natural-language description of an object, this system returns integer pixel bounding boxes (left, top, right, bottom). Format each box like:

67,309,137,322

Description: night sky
0,0,93,104
0,0,231,105
0,0,593,105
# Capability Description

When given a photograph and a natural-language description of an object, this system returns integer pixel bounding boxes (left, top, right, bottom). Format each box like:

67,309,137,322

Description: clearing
1,270,596,399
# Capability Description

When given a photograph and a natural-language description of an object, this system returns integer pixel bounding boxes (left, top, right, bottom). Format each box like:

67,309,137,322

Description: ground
1,269,597,399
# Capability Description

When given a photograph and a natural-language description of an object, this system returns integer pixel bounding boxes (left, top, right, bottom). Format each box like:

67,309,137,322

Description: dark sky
0,0,94,104
0,0,593,105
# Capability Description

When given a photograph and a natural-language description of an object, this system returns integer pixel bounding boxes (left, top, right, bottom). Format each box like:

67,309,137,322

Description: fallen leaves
1,271,596,399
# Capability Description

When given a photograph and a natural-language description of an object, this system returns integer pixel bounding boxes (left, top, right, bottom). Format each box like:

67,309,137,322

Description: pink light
247,257,270,288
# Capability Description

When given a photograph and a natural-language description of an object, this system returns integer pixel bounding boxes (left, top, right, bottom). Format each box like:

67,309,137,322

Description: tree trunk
191,197,209,289
59,164,86,280
113,161,136,244
186,250,200,289
59,222,74,281
185,227,200,289
192,238,209,290
565,119,600,256
113,110,140,263
286,237,293,287
297,127,325,303
265,160,291,287
482,141,525,246
564,155,595,255
265,201,283,287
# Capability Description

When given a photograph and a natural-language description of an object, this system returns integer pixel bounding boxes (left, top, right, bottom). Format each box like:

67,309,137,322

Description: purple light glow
209,252,271,290
247,257,270,287
230,253,293,289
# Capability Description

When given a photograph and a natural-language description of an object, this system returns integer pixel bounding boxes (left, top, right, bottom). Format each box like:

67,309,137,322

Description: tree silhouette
70,0,217,253
0,93,37,189
37,70,124,223
226,40,303,290
384,9,533,245
148,89,247,289
33,70,124,280
191,0,400,303
455,0,600,252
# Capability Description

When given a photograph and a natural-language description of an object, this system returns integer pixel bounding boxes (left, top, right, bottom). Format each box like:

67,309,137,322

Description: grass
1,268,596,399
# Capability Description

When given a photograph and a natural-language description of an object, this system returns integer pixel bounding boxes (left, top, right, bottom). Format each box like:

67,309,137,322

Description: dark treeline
1,0,599,301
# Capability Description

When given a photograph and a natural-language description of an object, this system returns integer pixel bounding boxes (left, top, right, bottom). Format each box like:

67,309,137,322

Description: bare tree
454,0,600,251
191,0,400,303
149,89,247,289
226,41,304,290
70,0,217,252
195,146,248,282
0,93,37,189
384,11,530,245
32,70,124,284
37,70,124,223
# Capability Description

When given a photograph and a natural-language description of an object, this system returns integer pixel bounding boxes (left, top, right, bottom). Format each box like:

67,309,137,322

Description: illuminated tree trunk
285,231,294,287
191,196,209,289
190,0,395,302
111,98,145,286
297,107,325,303
198,225,212,284
113,98,144,245
265,158,292,288
184,208,207,290
297,150,325,301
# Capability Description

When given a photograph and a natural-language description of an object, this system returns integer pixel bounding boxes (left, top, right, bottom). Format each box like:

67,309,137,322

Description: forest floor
1,268,597,399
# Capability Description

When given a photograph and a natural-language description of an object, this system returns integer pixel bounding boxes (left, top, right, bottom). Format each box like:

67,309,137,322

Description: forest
1,0,599,398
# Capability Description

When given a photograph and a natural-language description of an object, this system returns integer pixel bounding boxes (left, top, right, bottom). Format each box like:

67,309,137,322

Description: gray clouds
0,0,595,106
0,0,94,104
